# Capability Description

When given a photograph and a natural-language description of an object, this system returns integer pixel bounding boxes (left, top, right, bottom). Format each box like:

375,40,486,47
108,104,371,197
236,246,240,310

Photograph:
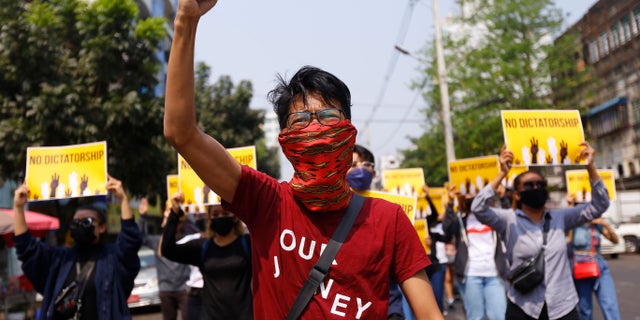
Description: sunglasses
71,217,96,228
522,180,547,191
285,108,345,130
351,161,374,169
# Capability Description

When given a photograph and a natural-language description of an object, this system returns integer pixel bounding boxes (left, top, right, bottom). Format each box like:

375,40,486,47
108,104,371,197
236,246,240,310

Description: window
611,24,620,48
621,16,632,43
588,40,599,63
635,8,640,35
589,104,629,137
633,99,640,125
599,32,609,56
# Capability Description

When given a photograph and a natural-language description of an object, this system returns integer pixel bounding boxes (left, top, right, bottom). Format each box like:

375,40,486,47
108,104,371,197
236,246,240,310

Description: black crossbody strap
285,193,365,320
75,260,96,300
542,212,550,249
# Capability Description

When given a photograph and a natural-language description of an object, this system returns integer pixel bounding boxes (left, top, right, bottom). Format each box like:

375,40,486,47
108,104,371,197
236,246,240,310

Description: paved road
443,253,640,320
133,254,640,320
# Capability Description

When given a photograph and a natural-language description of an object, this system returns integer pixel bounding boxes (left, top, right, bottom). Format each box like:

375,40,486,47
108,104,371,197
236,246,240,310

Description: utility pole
432,0,456,163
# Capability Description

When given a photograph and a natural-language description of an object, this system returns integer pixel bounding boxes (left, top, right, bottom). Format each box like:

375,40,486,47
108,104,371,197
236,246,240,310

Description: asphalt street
132,254,640,320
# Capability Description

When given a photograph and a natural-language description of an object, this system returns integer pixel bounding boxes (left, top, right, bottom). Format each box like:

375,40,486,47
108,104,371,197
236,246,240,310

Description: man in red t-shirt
164,1,443,318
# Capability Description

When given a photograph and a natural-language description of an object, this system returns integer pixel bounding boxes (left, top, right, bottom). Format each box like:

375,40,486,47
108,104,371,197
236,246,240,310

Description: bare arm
12,184,30,236
401,271,444,320
164,0,241,202
593,218,619,244
106,176,133,220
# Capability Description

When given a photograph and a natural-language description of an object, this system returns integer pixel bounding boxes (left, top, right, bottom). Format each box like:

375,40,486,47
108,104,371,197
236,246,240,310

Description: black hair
353,144,375,164
75,204,107,225
268,66,352,130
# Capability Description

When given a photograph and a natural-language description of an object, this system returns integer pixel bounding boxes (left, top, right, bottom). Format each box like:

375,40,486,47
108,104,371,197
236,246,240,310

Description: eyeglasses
285,108,345,130
351,161,374,169
522,180,547,191
71,217,96,228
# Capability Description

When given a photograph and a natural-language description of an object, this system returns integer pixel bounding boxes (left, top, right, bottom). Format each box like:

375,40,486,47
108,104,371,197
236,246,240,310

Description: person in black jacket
442,185,508,320
422,185,453,313
13,176,142,320
160,192,252,320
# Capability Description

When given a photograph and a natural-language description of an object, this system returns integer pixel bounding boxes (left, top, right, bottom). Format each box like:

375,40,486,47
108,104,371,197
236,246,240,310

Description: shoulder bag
573,225,601,280
509,214,549,294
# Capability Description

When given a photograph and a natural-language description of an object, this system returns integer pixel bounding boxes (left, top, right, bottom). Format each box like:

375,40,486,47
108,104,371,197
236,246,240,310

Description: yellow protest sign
26,141,107,201
166,174,179,209
448,156,499,196
179,146,257,213
382,168,426,221
504,165,529,188
413,219,430,254
501,110,585,166
382,168,425,197
565,169,616,202
427,187,447,218
356,190,417,224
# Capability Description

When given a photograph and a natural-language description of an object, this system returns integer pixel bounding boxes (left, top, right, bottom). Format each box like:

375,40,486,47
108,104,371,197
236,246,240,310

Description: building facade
565,0,640,192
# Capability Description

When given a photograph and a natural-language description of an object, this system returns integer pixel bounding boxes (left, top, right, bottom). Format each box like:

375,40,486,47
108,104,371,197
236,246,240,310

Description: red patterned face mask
278,119,357,212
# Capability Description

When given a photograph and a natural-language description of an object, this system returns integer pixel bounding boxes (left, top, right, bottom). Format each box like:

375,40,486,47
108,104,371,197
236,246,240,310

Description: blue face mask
346,168,373,191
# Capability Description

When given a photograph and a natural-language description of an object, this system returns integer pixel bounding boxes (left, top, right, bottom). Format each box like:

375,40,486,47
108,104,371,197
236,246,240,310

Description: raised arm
12,184,29,235
471,145,512,234
164,0,240,202
563,142,610,229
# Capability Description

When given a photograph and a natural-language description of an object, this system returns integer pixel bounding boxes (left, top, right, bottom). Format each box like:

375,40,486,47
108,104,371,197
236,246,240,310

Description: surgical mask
346,168,373,191
278,119,357,212
518,189,548,209
70,218,97,247
210,217,236,236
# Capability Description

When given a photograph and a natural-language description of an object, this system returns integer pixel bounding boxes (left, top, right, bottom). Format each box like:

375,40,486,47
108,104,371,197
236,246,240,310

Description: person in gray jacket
471,142,609,320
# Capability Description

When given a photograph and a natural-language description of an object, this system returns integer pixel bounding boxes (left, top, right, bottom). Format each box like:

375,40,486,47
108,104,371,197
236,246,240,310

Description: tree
0,0,170,196
194,62,280,179
401,0,591,184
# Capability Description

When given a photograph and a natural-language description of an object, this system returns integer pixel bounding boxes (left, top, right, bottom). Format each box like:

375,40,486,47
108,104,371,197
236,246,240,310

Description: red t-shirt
223,165,431,319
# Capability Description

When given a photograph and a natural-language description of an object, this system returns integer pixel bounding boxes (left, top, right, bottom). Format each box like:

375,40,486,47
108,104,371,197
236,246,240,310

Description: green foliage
194,62,280,179
0,0,169,196
401,0,591,184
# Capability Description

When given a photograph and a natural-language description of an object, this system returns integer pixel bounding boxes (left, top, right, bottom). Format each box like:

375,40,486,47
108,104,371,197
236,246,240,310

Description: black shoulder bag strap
74,260,96,319
542,212,550,250
285,193,365,320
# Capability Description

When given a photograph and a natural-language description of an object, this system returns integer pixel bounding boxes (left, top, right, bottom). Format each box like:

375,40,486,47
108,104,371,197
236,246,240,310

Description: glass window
588,40,599,63
634,8,640,35
611,24,620,48
621,16,631,42
599,32,609,56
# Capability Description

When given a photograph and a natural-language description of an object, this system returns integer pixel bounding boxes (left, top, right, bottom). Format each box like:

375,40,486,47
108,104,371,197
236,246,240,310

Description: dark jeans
506,300,579,320
187,287,203,320
159,290,188,320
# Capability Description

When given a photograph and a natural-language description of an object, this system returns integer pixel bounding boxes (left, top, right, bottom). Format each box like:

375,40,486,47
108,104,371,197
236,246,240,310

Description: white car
616,215,640,253
128,246,161,308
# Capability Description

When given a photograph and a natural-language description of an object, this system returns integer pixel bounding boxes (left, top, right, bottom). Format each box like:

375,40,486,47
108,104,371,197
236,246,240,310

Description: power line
372,89,423,153
361,0,419,148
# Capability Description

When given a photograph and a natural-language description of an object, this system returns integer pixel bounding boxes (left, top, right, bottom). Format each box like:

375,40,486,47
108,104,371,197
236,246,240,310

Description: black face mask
210,217,236,236
69,219,97,247
518,189,548,209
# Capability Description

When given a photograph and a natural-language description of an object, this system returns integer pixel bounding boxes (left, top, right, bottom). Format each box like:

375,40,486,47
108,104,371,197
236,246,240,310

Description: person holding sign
163,1,440,318
471,142,609,320
567,195,621,320
442,186,508,320
12,176,142,320
160,192,252,320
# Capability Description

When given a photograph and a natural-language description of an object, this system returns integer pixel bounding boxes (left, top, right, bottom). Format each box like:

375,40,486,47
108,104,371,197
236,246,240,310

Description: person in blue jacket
12,176,142,320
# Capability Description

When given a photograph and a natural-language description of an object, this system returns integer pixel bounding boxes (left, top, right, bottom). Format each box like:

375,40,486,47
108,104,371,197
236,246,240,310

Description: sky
192,0,595,181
